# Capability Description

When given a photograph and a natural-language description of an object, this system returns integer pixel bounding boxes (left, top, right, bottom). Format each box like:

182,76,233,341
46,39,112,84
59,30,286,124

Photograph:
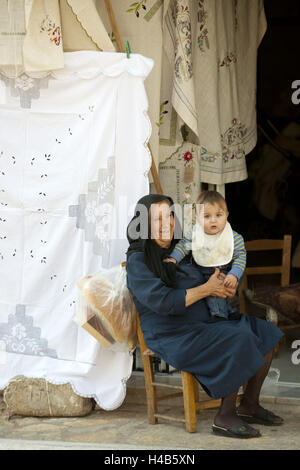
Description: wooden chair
239,235,292,331
135,311,223,432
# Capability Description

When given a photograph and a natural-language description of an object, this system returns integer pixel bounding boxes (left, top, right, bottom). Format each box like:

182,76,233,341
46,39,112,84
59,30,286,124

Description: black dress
126,252,284,399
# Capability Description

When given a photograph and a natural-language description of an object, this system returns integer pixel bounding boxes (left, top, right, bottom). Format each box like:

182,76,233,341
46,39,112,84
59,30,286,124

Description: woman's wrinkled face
150,201,174,248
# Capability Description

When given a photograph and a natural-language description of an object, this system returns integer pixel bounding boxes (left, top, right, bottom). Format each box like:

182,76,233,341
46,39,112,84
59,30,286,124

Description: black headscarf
126,194,187,287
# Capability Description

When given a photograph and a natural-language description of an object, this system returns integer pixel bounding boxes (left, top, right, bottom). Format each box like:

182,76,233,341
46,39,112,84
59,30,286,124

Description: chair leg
136,312,158,424
141,353,158,424
181,372,197,433
266,307,281,357
192,375,199,403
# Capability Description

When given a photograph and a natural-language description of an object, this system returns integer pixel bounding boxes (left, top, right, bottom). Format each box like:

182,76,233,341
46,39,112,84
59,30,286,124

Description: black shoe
212,422,261,438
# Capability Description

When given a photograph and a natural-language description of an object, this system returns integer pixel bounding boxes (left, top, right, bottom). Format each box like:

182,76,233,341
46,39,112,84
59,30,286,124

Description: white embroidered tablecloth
0,51,153,409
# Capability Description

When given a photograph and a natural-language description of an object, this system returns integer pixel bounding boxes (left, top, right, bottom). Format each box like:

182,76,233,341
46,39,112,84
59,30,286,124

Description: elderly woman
126,194,284,438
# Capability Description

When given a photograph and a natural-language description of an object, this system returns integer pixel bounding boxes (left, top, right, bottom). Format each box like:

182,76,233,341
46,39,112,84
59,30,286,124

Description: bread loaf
77,267,136,350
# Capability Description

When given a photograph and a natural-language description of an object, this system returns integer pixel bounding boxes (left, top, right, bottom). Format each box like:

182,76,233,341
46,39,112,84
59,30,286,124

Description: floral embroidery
0,74,51,109
126,1,147,18
85,200,98,224
40,15,61,46
234,0,238,31
182,185,193,205
171,0,193,82
50,27,61,46
156,100,169,127
221,118,247,162
95,205,112,241
197,0,209,52
183,149,195,184
219,52,237,68
108,31,116,45
182,185,195,234
182,191,191,200
69,157,115,268
14,75,34,91
183,151,193,163
200,146,220,162
0,305,57,358
97,174,114,202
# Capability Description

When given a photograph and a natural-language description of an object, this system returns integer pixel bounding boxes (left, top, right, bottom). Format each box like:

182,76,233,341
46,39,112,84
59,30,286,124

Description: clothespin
125,40,131,59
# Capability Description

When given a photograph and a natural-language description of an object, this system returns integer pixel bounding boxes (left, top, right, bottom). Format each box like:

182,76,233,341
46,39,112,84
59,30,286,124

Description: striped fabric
230,231,247,280
170,230,246,281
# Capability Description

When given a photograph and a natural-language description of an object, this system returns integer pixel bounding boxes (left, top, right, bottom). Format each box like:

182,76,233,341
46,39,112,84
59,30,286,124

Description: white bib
192,221,234,267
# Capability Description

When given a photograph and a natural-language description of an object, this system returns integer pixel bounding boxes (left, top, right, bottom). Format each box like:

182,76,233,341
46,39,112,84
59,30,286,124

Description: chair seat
238,235,293,352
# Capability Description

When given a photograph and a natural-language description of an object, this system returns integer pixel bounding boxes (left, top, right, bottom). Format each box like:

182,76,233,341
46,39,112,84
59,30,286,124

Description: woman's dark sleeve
126,253,187,316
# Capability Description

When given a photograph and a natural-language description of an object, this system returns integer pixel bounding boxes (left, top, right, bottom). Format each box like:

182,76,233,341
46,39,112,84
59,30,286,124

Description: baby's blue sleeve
228,231,247,281
170,231,192,263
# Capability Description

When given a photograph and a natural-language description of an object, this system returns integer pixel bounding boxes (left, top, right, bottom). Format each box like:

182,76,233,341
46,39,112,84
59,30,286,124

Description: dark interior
226,0,300,284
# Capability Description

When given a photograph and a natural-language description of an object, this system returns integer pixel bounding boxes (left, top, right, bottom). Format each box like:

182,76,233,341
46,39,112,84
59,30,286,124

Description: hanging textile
59,0,115,53
96,0,164,173
23,0,64,73
159,0,267,188
0,51,153,409
0,0,27,77
96,0,266,196
0,0,114,77
0,0,64,77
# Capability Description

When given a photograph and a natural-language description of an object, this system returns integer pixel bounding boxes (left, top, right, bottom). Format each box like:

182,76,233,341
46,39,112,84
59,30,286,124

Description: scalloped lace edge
0,55,152,80
65,0,114,52
1,355,134,411
142,109,153,180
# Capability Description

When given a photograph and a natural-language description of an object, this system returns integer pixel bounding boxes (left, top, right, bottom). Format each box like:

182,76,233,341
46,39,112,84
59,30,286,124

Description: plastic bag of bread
76,265,136,350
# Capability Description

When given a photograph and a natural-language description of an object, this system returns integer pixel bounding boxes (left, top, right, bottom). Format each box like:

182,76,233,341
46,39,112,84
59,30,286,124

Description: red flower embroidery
184,151,193,162
50,27,61,46
40,16,61,46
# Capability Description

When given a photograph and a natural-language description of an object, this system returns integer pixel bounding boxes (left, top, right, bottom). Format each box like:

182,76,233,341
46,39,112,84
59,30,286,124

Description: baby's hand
217,272,226,281
224,274,238,288
163,257,177,264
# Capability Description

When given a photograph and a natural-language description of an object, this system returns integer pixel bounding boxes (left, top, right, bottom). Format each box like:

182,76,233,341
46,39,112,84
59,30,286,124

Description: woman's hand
205,268,229,298
185,268,237,307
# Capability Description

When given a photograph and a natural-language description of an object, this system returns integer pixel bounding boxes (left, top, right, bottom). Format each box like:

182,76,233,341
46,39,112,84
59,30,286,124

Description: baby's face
200,202,228,235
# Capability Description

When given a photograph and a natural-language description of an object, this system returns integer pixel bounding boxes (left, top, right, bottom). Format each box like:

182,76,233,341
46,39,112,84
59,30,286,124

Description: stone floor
0,382,299,451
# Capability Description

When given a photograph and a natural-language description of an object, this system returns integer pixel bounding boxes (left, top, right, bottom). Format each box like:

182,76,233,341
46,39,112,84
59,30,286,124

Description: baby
165,190,246,319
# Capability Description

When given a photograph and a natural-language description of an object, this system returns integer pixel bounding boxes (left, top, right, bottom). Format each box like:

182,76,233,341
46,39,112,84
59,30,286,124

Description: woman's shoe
212,422,261,438
237,407,284,426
